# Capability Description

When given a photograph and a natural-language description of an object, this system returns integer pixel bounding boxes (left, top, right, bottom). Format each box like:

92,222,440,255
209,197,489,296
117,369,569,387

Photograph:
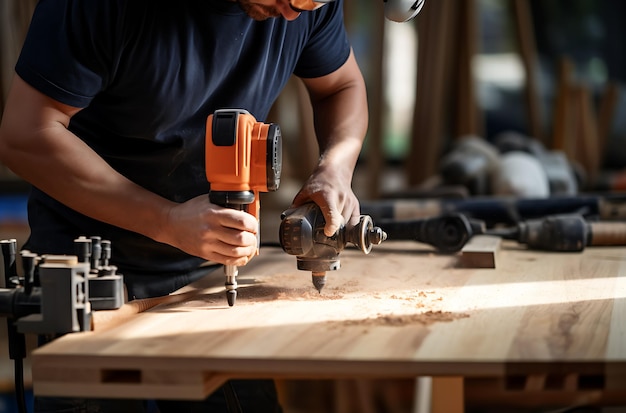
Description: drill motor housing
205,109,282,220
279,202,387,273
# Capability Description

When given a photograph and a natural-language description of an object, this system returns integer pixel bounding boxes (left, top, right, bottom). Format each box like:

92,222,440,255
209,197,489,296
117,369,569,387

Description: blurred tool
490,151,549,197
376,212,626,254
487,214,626,252
360,194,626,228
279,202,387,293
205,109,282,307
494,131,579,195
1,237,124,413
439,136,501,196
377,213,484,253
438,134,579,198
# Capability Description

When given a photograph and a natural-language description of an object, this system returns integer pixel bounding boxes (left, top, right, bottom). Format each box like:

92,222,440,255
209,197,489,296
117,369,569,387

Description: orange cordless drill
205,109,282,306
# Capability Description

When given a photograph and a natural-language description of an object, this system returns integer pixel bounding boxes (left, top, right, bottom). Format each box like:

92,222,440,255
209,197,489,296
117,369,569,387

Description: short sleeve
293,0,351,79
15,0,123,108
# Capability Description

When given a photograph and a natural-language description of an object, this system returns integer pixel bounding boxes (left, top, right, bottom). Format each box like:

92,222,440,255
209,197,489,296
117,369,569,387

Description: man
0,0,366,411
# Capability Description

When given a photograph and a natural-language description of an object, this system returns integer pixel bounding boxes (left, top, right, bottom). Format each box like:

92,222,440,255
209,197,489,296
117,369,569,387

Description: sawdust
340,311,469,327
238,283,345,301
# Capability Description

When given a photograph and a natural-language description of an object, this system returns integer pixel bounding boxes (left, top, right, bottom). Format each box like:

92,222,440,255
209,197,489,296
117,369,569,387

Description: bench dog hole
101,369,142,383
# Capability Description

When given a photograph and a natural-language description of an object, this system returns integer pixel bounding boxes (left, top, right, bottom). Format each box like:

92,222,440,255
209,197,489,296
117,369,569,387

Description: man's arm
294,49,368,236
0,75,258,265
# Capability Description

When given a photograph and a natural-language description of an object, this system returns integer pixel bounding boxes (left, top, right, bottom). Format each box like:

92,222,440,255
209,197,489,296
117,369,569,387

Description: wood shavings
342,311,470,327
237,283,345,302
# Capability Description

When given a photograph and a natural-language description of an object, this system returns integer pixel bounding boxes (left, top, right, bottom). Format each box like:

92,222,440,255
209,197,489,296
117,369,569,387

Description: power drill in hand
279,202,387,293
205,109,282,307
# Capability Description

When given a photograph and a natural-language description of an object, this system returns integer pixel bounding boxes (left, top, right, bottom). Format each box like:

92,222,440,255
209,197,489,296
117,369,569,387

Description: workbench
30,241,626,411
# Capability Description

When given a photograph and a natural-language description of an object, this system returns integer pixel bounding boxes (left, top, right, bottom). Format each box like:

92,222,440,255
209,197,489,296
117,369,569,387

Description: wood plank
458,235,501,268
597,82,619,160
455,0,482,138
30,242,626,400
408,0,455,186
512,0,544,144
551,57,575,153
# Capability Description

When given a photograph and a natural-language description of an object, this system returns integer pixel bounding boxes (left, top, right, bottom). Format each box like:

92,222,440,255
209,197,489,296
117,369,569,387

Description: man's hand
158,195,259,266
291,163,360,237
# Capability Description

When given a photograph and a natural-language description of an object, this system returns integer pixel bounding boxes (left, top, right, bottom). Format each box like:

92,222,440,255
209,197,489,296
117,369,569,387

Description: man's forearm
1,127,174,241
0,78,175,243
308,52,369,178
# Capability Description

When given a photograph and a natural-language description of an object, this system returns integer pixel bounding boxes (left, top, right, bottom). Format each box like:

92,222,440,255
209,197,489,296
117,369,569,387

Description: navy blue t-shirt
16,0,351,277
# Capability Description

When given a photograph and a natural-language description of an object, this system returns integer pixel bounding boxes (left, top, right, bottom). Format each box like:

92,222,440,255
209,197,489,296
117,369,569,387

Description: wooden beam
458,235,501,269
512,0,544,144
407,0,455,187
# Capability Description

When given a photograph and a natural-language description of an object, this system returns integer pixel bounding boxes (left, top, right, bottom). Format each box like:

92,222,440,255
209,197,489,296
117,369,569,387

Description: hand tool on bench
376,213,485,253
205,109,282,306
375,212,626,254
279,202,387,293
361,193,626,228
486,213,626,252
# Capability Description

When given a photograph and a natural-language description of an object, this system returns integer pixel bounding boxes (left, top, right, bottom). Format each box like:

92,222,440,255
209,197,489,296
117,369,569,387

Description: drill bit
224,264,238,306
312,271,326,293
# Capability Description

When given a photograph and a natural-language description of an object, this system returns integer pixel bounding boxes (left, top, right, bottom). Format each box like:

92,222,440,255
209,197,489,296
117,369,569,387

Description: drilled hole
101,369,141,384
505,375,526,390
544,374,566,390
578,374,605,390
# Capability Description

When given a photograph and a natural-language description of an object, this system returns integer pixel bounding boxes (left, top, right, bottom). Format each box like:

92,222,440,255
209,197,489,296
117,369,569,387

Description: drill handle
588,221,626,246
209,190,261,255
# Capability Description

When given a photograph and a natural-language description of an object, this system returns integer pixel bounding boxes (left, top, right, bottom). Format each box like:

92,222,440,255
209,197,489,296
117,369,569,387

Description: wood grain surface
31,241,626,400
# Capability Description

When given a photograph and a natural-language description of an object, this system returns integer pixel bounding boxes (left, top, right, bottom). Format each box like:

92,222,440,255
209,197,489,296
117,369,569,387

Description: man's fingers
322,207,343,237
215,207,259,233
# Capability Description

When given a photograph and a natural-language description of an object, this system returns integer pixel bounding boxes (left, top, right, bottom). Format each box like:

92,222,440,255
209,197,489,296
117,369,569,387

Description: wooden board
31,241,626,400
459,235,501,268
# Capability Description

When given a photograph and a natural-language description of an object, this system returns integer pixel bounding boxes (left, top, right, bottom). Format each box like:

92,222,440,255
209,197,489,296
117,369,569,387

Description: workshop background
1,0,626,412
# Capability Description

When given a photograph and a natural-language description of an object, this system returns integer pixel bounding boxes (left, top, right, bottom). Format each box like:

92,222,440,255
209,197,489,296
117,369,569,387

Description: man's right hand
157,195,259,266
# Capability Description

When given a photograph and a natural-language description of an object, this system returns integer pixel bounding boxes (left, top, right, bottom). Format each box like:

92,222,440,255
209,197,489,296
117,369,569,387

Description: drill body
279,202,387,292
205,109,282,306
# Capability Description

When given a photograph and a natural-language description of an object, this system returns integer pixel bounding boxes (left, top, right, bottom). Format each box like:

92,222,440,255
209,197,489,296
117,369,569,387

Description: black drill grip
209,190,255,209
518,214,588,251
377,213,482,253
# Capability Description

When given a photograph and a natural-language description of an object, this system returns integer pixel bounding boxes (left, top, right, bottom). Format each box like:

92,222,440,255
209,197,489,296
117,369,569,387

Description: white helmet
384,0,425,22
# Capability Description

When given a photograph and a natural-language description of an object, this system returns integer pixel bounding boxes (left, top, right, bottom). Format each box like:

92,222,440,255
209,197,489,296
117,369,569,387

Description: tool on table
377,213,485,253
438,136,502,196
376,211,626,254
361,193,626,228
279,202,387,293
486,214,626,252
205,109,282,306
1,236,124,413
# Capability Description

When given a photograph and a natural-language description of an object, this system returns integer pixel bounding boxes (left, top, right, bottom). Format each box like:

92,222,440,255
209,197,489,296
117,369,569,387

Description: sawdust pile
340,311,469,327
239,284,345,301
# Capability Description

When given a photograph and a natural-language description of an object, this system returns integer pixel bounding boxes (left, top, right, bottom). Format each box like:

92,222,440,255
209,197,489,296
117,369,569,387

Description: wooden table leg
431,377,464,413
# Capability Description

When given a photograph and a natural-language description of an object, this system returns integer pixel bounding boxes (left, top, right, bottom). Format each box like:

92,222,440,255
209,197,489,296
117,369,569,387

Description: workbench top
31,241,626,400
